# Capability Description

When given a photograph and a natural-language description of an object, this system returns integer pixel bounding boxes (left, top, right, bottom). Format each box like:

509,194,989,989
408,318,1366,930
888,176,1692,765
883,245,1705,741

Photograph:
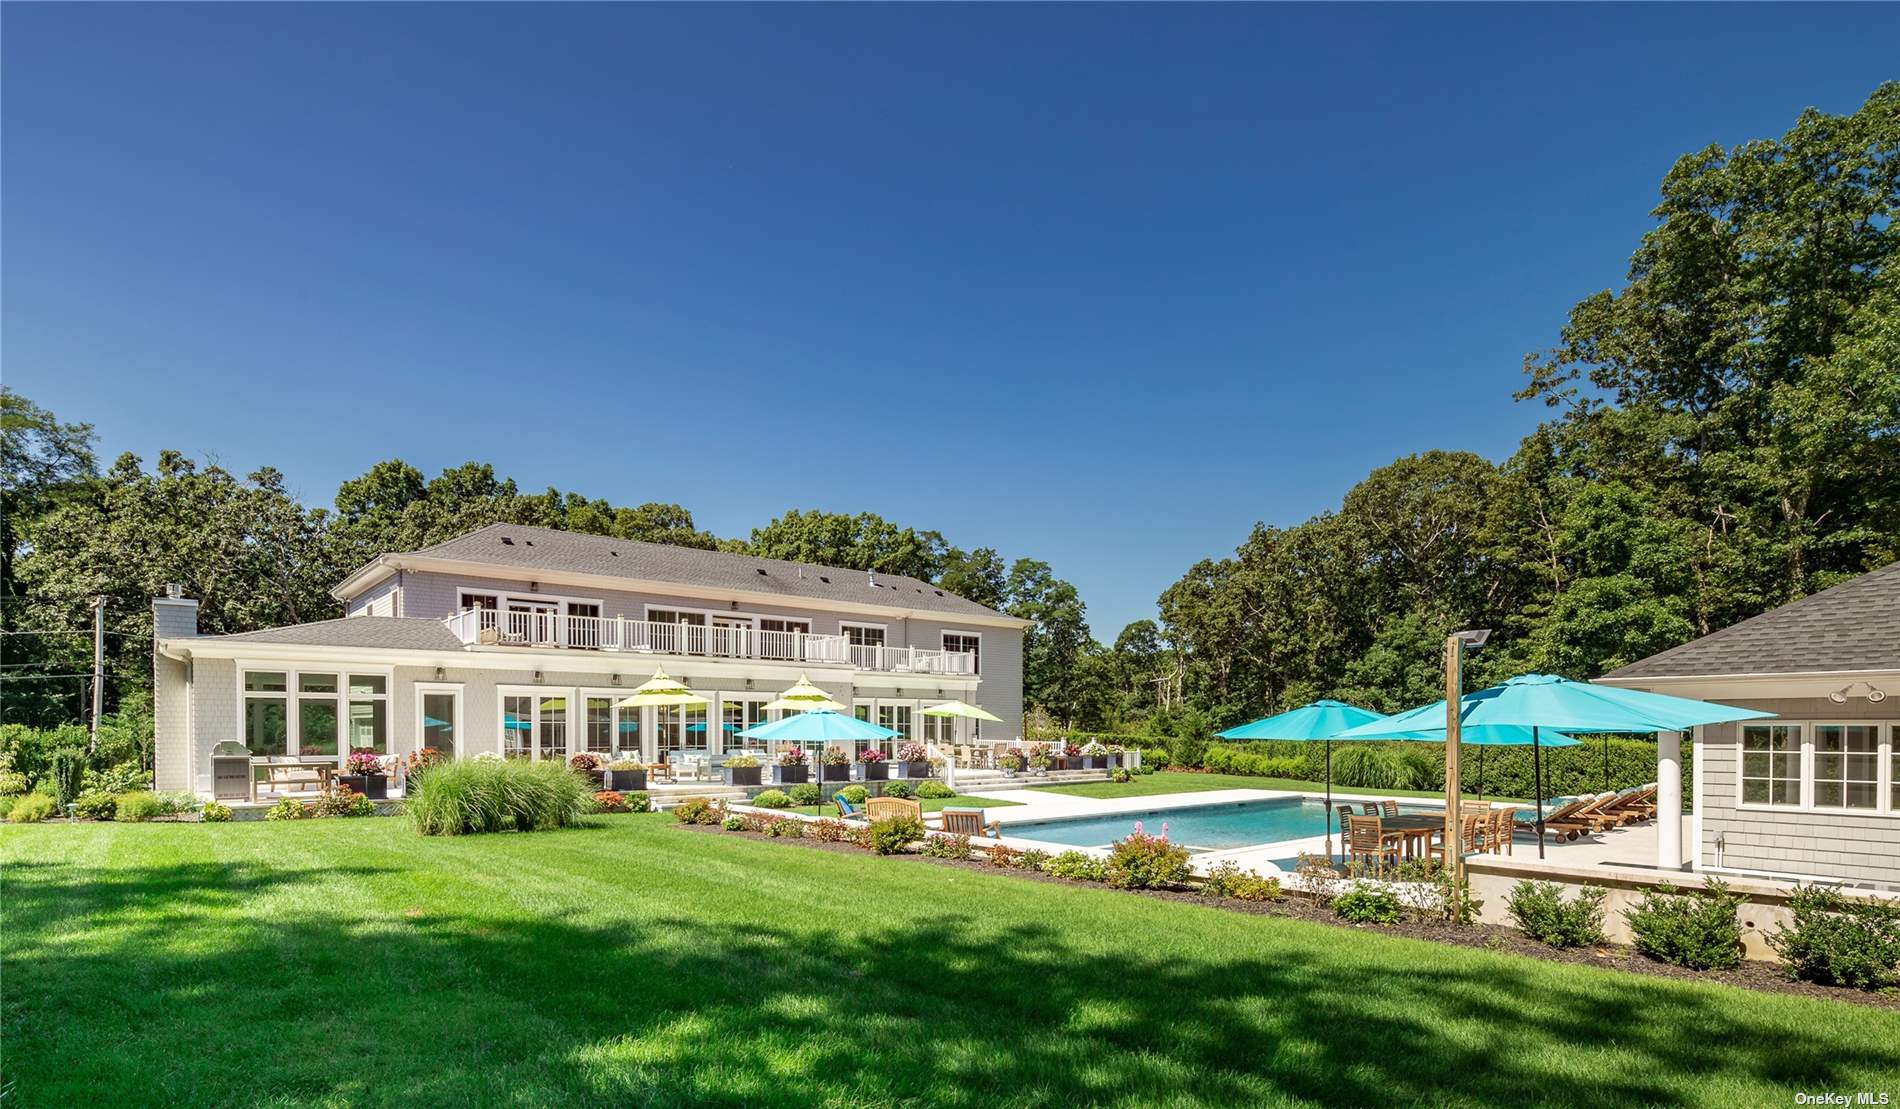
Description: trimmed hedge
1200,736,1681,798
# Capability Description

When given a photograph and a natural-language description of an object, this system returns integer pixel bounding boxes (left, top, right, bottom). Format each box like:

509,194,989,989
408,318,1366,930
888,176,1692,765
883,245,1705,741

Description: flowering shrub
1105,823,1191,890
405,747,449,777
344,750,385,776
807,818,854,842
1020,848,1052,872
985,844,1023,868
265,797,308,821
857,747,886,763
820,746,850,766
200,800,233,823
920,832,973,859
767,817,805,839
672,797,722,825
777,746,808,767
1111,768,1133,783
1335,883,1404,925
312,786,375,818
592,790,628,813
721,815,745,831
1202,861,1283,902
568,753,602,771
621,791,651,813
1048,851,1107,882
896,742,929,763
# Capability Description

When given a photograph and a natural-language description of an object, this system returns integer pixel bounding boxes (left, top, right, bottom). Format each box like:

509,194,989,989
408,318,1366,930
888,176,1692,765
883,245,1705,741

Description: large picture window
942,633,981,674
244,668,387,761
585,697,615,754
1740,724,1802,807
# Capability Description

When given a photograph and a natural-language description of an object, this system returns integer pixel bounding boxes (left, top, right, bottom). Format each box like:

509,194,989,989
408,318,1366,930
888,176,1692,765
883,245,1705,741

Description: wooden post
1443,635,1464,893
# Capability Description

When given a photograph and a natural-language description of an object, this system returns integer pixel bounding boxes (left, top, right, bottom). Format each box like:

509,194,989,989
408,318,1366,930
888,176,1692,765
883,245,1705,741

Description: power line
0,673,100,681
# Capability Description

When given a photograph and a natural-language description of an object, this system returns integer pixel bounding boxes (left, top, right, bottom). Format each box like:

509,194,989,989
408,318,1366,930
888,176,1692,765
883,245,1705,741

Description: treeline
0,422,1094,728
1140,83,1900,733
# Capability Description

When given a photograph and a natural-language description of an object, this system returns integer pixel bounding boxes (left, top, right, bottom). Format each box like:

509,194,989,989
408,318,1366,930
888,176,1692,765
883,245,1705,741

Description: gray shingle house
1598,560,1900,889
152,524,1029,796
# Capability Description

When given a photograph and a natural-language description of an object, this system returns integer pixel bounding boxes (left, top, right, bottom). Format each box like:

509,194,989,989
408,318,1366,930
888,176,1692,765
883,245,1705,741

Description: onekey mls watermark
1795,1094,1890,1106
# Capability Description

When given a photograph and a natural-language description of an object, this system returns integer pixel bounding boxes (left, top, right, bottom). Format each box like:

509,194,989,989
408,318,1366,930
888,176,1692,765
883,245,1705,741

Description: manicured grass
5,818,1895,1107
787,794,1020,817
1033,770,1528,803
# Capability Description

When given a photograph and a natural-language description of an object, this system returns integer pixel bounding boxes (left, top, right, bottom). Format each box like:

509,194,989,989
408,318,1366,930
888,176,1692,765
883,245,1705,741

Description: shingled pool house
151,524,1029,801
1598,559,1900,890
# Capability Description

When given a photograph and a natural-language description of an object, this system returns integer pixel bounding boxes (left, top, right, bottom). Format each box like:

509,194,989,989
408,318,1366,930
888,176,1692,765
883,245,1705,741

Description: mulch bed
673,820,1899,1011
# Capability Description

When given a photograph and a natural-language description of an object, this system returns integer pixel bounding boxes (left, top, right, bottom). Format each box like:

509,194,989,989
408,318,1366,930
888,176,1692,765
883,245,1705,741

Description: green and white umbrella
762,673,847,713
614,668,710,709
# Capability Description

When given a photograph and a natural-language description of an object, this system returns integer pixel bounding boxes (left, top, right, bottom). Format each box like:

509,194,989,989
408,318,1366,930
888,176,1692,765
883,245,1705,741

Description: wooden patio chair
1486,807,1518,855
1430,814,1487,863
1380,799,1401,818
1359,802,1381,817
1335,803,1357,831
1596,785,1658,826
938,807,1001,839
1346,815,1398,872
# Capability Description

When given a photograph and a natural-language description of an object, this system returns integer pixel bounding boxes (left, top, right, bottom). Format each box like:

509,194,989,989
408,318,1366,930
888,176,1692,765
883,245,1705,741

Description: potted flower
607,758,648,791
820,745,852,782
722,754,762,787
340,749,388,799
897,741,931,778
1060,741,1084,770
858,747,889,780
1081,739,1108,770
774,746,810,784
997,748,1024,776
1106,743,1126,768
569,752,606,786
1027,744,1052,776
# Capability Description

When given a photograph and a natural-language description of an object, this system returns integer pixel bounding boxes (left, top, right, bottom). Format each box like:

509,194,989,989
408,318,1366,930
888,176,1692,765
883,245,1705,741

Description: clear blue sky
5,5,1895,636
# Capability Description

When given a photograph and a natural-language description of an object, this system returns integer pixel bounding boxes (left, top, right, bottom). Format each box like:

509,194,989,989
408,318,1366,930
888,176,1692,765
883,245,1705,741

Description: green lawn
5,818,1895,1107
1032,770,1529,803
788,793,1020,817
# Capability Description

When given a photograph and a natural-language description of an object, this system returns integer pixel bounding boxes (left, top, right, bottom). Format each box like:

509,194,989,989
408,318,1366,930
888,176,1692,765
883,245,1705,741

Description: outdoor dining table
1376,813,1447,859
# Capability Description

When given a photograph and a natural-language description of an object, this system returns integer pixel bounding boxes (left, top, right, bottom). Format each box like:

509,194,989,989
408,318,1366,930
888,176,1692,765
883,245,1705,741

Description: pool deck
957,786,1674,877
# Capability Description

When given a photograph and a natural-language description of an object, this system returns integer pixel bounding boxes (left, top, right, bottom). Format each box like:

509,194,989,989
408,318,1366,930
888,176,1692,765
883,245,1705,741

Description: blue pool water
1007,798,1436,852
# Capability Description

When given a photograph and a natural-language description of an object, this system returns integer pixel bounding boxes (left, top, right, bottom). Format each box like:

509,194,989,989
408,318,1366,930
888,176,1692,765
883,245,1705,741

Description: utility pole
89,595,107,754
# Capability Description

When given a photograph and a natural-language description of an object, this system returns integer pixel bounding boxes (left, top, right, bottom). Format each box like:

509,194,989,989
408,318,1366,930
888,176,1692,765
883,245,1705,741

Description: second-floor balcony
443,608,978,676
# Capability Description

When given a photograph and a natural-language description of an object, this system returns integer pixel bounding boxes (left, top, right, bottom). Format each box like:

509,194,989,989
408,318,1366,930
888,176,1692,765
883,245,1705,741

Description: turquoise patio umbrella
1336,673,1773,855
1216,700,1388,858
739,710,900,745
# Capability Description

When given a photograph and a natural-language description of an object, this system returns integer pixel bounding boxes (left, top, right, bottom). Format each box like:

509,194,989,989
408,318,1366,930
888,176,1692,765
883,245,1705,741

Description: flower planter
339,773,388,800
581,768,606,788
774,765,810,785
1084,756,1108,770
862,762,889,781
723,766,761,787
1058,757,1082,771
902,761,931,779
821,763,851,783
608,768,648,792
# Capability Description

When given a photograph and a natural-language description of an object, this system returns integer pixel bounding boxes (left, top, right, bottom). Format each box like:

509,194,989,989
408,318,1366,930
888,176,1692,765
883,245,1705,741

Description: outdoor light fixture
434,667,445,681
1452,628,1492,647
1830,681,1888,704
610,673,621,686
533,670,543,684
528,582,539,593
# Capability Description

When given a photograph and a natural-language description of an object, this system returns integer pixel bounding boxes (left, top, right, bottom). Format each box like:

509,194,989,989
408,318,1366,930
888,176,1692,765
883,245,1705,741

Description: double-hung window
1813,724,1880,810
1740,724,1802,807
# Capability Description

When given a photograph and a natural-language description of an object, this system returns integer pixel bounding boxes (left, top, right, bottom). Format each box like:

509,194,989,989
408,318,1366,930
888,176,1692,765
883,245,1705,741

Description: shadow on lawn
4,855,1893,1107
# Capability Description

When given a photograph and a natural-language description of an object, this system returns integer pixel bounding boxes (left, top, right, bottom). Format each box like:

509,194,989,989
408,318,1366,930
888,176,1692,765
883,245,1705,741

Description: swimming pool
1005,797,1438,852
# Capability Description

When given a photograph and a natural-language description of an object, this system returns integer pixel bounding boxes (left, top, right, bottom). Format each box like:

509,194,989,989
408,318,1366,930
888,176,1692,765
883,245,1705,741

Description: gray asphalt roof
398,523,1011,620
1603,560,1900,679
199,617,467,651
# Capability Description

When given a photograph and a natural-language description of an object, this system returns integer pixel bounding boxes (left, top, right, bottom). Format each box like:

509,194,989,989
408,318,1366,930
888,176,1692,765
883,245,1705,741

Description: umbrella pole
1478,746,1486,802
1603,733,1611,793
1324,739,1334,864
1533,725,1546,859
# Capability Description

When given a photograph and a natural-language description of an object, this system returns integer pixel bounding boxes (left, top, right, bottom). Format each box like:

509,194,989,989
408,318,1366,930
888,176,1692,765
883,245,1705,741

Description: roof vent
756,568,768,576
610,551,619,557
868,571,878,588
164,582,184,599
524,539,534,546
934,590,944,596
819,575,830,584
500,536,514,545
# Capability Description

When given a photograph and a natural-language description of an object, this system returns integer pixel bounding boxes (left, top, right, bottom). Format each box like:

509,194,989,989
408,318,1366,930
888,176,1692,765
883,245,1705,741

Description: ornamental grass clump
1105,823,1192,890
407,757,591,836
1624,880,1745,970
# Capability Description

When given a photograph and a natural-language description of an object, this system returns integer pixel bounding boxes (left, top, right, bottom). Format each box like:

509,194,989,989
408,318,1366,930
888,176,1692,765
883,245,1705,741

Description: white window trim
577,689,644,759
840,621,888,640
235,663,396,762
414,682,464,759
459,588,603,616
1736,719,1895,818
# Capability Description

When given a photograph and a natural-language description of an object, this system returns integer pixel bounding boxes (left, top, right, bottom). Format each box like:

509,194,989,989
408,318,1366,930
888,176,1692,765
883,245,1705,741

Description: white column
1657,730,1683,870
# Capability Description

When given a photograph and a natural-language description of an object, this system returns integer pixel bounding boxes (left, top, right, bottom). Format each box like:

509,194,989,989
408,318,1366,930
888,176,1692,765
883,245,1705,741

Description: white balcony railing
442,609,974,675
